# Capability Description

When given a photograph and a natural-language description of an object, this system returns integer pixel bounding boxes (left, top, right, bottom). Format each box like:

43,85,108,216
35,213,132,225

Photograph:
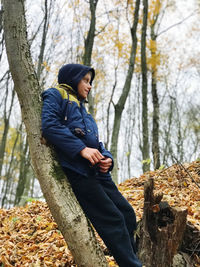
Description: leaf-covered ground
0,161,199,267
119,161,200,230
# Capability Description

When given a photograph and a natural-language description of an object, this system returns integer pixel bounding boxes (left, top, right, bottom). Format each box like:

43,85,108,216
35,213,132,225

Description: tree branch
157,9,198,37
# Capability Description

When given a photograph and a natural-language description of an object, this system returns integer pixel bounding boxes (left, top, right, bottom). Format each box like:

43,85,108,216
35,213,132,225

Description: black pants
64,169,142,267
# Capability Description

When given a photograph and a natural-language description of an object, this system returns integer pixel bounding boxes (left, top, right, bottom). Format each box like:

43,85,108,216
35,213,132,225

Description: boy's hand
98,157,112,173
80,147,104,165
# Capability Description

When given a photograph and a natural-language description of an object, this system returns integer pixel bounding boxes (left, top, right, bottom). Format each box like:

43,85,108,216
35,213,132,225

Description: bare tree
110,0,141,183
150,8,161,170
141,0,150,173
36,0,50,81
0,5,4,62
83,0,99,117
1,123,20,208
14,133,30,205
0,74,15,177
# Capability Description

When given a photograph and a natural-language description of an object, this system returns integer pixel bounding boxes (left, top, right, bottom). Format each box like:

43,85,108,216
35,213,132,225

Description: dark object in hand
74,128,86,137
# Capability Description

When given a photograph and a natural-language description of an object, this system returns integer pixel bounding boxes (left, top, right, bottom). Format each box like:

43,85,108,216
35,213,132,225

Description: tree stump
181,221,200,262
138,178,187,267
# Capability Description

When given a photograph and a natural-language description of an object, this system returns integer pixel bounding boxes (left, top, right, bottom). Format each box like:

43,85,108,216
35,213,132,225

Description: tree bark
181,221,200,261
1,124,20,208
141,0,150,173
36,0,49,82
151,70,160,169
150,6,161,170
0,7,3,32
110,0,140,183
83,0,98,117
163,97,174,165
2,1,108,266
14,134,29,205
0,6,3,61
138,178,187,267
0,81,15,177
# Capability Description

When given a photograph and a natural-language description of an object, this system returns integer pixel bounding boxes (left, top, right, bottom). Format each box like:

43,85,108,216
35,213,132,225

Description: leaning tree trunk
2,1,108,266
138,178,187,267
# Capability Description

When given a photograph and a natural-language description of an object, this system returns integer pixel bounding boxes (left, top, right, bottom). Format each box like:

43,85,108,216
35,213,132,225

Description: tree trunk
1,124,20,208
151,71,160,169
0,7,3,32
83,0,98,117
36,0,49,82
0,82,15,177
110,0,140,183
105,65,118,150
1,127,19,208
163,97,174,165
14,134,29,205
150,10,161,170
0,7,3,61
2,1,108,266
141,0,150,173
18,154,32,206
138,178,187,267
181,221,200,261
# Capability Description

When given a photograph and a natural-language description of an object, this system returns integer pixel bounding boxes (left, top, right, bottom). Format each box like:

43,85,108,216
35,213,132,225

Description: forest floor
0,161,199,267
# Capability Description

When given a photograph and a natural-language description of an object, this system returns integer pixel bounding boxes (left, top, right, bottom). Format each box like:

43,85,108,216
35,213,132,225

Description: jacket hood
58,63,95,92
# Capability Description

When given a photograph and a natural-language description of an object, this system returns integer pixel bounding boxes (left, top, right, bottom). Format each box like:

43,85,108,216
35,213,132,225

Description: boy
42,63,142,267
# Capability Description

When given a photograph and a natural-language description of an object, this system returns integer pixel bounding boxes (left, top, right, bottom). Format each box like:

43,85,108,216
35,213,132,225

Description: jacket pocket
71,127,86,138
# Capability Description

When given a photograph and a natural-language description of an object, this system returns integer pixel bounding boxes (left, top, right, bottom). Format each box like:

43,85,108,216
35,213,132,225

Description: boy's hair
58,64,95,92
87,71,93,79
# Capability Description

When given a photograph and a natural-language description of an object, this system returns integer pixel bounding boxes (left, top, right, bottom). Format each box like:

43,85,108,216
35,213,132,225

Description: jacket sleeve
41,88,86,159
99,142,114,172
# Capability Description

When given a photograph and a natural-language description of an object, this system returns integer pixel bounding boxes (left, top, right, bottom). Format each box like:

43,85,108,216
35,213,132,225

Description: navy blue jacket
41,84,113,179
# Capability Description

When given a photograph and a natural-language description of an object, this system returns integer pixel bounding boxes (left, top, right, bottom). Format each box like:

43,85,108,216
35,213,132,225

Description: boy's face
77,72,92,100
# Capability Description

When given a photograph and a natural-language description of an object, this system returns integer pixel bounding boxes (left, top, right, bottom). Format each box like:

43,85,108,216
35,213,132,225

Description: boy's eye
84,78,90,83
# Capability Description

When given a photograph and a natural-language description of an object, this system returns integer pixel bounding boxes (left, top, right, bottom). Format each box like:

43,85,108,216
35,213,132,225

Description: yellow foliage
148,0,162,24
109,260,118,266
148,53,161,72
95,20,131,67
69,0,80,7
147,39,161,72
149,39,157,53
5,127,19,155
0,121,4,135
127,0,135,14
42,61,51,72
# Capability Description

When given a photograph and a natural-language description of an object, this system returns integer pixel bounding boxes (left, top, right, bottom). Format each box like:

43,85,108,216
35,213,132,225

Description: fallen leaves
118,161,200,232
0,202,75,266
0,160,199,266
118,160,200,267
